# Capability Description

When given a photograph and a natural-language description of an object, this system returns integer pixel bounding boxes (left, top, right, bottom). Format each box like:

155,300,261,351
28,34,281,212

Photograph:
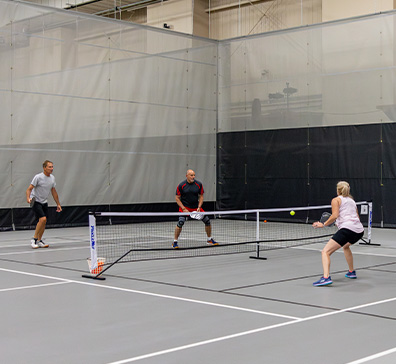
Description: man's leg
204,224,211,238
37,204,50,247
31,203,46,248
36,216,47,241
35,216,49,248
173,226,182,248
173,216,185,248
203,219,218,245
174,226,182,241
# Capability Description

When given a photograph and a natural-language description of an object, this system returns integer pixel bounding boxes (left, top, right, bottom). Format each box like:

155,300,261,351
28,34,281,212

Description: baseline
345,347,396,364
0,281,69,293
0,246,86,256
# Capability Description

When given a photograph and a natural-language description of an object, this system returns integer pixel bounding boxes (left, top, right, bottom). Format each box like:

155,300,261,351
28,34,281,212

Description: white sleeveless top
336,196,364,233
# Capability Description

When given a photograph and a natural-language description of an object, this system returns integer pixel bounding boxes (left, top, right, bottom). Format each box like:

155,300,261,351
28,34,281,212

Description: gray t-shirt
30,172,56,204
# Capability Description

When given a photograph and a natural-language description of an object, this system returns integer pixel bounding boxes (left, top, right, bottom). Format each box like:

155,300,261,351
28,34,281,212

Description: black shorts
32,201,49,220
332,228,364,247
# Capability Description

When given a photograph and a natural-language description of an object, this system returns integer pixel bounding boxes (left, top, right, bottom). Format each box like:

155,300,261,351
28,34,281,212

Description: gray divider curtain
0,0,217,229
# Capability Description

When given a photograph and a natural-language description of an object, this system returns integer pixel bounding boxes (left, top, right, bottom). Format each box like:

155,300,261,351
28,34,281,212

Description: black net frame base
249,243,267,259
81,273,106,280
359,238,381,246
82,245,136,280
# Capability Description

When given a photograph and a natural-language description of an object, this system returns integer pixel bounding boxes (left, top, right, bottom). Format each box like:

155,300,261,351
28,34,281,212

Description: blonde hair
337,181,352,198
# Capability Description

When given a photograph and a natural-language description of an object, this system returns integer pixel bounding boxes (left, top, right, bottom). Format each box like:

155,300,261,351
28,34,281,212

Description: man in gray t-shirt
26,160,62,249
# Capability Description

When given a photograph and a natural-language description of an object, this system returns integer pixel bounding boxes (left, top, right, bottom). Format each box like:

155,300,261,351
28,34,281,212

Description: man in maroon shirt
173,169,218,248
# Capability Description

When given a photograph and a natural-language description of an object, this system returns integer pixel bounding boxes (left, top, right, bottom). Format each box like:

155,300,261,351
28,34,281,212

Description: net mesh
91,202,370,267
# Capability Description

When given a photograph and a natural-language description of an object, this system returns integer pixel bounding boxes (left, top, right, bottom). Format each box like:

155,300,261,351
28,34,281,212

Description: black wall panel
0,209,12,231
246,129,309,179
383,123,396,179
217,123,396,227
309,124,381,178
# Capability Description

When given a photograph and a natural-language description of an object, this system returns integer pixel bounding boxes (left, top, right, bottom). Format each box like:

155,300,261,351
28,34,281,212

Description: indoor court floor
1,225,396,364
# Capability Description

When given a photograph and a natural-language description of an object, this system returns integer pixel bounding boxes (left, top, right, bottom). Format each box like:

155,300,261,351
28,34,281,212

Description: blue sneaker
207,238,218,246
172,241,179,249
345,270,357,279
313,276,332,287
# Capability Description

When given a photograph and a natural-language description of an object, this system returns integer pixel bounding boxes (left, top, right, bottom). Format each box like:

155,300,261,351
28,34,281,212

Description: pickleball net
82,201,372,280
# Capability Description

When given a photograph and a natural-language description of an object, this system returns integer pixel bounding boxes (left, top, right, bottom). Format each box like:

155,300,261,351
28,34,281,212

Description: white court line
0,281,69,293
0,246,87,256
0,267,74,281
0,267,298,320
294,245,396,258
345,347,396,364
0,241,87,249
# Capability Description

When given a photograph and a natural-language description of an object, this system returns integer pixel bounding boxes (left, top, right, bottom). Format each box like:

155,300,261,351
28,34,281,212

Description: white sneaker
31,239,39,249
37,240,49,248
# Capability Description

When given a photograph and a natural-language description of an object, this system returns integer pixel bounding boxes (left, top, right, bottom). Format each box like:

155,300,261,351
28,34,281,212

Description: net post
82,211,106,280
368,201,372,243
250,210,267,260
359,201,380,246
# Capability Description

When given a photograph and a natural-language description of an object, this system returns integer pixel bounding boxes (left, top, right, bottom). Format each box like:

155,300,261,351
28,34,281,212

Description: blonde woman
312,181,364,287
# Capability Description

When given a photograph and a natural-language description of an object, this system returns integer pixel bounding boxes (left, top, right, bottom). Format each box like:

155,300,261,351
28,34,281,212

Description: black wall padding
217,123,396,227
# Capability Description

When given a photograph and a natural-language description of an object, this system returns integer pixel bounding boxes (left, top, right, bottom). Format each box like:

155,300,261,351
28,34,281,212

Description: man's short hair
43,160,53,168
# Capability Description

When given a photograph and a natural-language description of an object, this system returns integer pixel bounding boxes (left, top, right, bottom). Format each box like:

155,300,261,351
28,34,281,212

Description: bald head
186,169,196,183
